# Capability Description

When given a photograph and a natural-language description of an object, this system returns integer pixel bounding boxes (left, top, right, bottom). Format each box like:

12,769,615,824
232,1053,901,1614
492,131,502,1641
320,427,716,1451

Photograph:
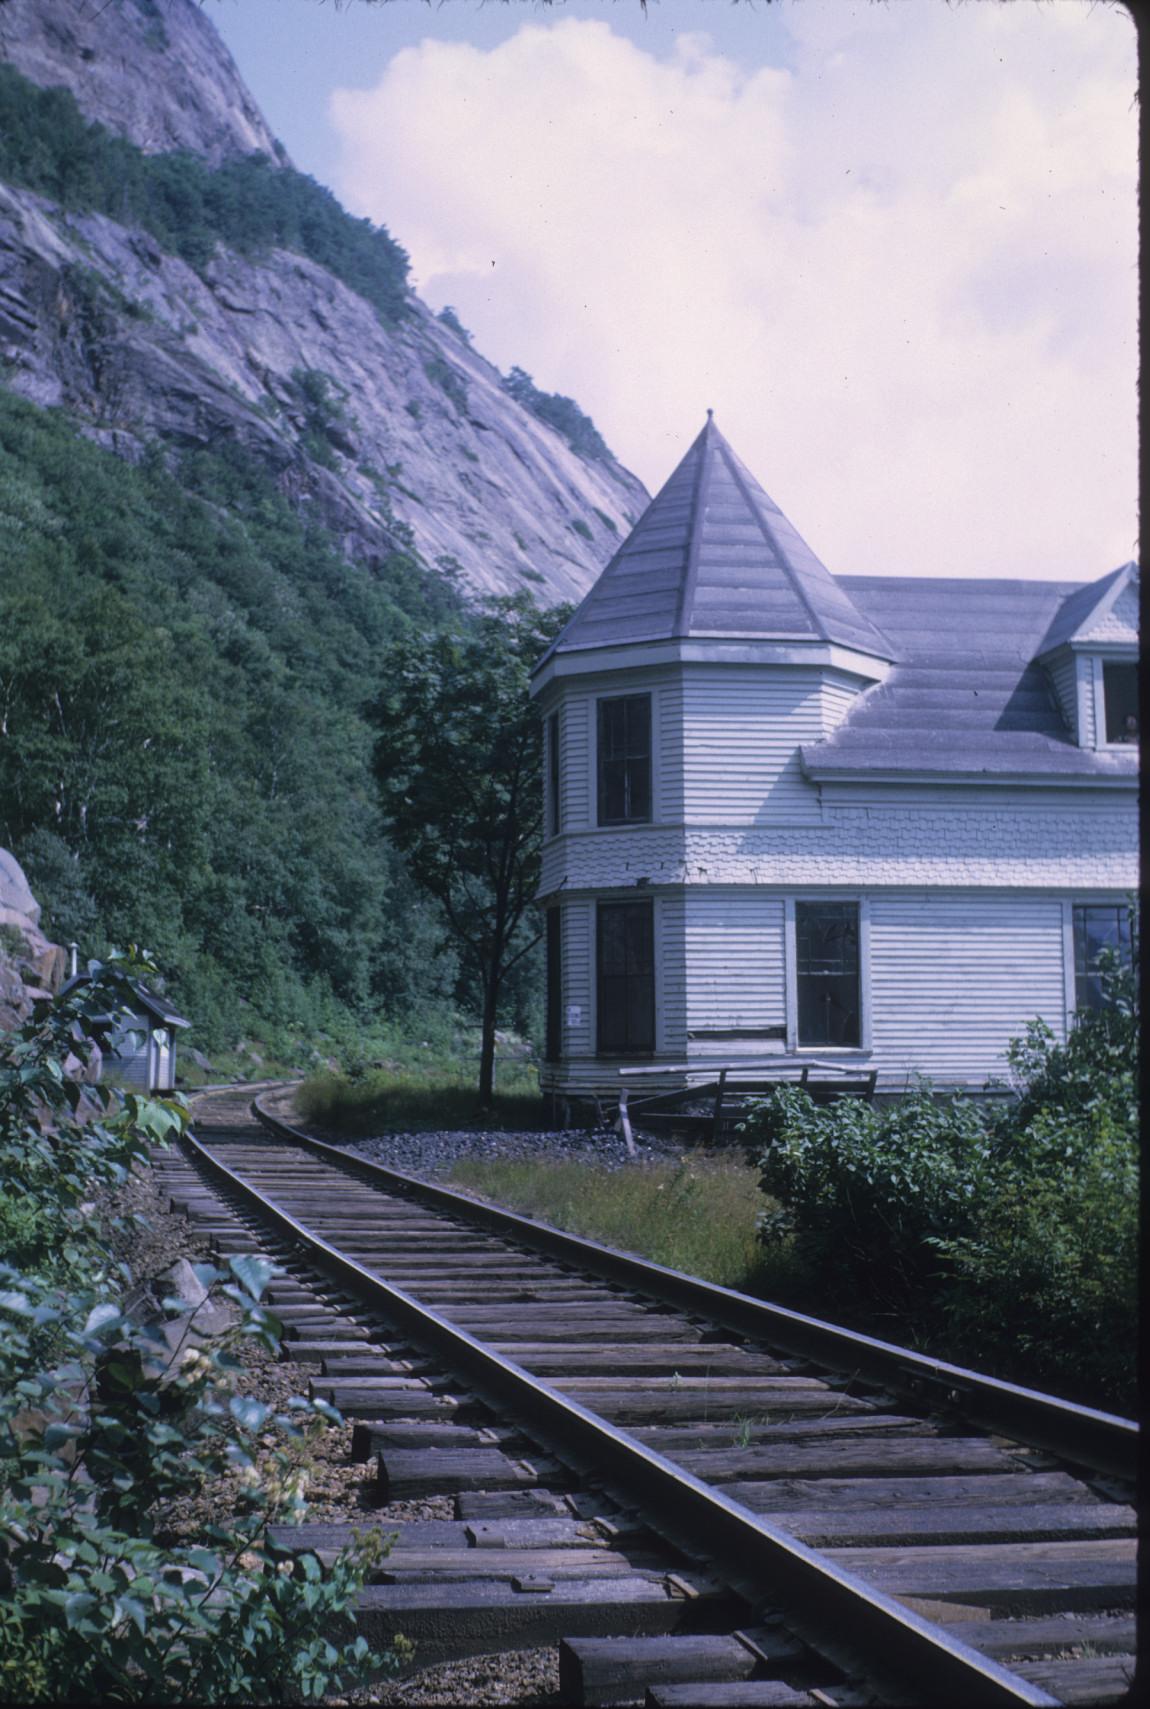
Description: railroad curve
159,1084,1137,1708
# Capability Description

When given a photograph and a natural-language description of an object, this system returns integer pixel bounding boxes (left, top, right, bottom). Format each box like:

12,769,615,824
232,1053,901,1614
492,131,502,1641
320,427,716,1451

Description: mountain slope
0,0,283,164
0,0,647,604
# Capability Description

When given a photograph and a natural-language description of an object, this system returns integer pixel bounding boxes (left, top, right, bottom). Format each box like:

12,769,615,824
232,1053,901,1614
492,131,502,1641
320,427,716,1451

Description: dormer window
1103,663,1138,745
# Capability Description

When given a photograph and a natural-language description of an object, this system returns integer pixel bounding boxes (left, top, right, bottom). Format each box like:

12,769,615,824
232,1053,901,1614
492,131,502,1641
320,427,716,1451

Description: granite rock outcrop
0,0,648,604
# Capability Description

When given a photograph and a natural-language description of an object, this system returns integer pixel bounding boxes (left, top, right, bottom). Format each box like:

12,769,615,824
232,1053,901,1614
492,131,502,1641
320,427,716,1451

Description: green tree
369,595,569,1103
0,387,458,1055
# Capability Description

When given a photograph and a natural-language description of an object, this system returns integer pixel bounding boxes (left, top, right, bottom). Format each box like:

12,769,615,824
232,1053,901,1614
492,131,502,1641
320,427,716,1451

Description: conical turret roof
547,415,892,660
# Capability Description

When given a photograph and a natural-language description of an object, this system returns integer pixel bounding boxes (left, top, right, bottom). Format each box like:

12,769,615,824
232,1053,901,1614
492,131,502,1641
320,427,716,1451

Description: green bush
746,922,1138,1410
931,1108,1136,1405
423,356,469,415
751,1082,996,1329
0,961,399,1701
502,366,612,462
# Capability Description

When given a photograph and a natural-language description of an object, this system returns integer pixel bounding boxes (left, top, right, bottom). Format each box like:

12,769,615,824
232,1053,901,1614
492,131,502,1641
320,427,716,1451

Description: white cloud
331,4,1137,581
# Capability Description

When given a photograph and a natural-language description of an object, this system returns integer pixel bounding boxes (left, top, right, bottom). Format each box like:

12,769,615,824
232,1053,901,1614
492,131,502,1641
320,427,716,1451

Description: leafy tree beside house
369,596,570,1103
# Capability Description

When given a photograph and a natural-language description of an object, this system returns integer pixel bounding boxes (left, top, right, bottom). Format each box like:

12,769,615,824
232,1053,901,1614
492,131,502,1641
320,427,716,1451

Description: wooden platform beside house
614,1063,878,1149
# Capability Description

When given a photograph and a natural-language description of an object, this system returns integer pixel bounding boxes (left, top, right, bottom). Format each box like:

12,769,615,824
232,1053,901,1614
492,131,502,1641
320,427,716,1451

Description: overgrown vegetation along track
174,1086,1137,1708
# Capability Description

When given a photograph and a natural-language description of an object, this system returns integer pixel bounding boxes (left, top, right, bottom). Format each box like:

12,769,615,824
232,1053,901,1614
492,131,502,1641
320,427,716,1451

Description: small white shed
61,975,191,1092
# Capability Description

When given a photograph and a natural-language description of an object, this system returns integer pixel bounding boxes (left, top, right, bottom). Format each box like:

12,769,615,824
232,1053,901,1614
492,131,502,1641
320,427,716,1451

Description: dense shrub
0,960,396,1701
502,366,612,462
746,923,1138,1410
752,1083,996,1327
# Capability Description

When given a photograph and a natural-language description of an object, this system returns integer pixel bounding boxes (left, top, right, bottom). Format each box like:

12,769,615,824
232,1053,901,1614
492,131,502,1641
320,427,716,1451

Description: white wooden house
531,415,1139,1105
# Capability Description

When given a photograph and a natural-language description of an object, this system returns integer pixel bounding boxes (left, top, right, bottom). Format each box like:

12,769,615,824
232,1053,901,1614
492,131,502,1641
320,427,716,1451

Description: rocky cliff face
0,0,283,165
0,849,68,1031
0,0,647,604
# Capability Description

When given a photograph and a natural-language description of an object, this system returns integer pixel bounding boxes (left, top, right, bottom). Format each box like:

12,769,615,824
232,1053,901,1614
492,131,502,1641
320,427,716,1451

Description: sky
206,0,1138,585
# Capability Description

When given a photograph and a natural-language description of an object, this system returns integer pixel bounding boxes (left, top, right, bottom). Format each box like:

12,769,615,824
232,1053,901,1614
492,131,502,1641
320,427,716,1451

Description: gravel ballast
113,1119,601,1703
259,1083,686,1183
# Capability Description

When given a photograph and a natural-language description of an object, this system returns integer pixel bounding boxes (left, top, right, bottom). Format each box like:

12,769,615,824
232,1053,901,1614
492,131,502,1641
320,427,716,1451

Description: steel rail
183,1120,1060,1708
252,1095,1137,1484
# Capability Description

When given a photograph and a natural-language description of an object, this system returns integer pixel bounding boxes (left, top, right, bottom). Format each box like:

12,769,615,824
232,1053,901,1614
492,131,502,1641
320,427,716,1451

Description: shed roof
541,415,893,663
59,974,191,1028
801,575,1140,782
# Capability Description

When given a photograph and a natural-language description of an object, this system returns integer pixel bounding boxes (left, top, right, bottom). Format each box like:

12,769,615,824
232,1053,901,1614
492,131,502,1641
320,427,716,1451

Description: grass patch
297,1056,543,1135
447,1152,808,1297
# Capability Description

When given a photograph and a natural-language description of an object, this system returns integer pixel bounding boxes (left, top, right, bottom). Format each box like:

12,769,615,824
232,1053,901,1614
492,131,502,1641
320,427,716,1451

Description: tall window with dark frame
547,711,561,835
597,694,651,825
545,907,562,1061
1102,663,1138,745
796,902,861,1047
1073,903,1133,1012
597,899,655,1055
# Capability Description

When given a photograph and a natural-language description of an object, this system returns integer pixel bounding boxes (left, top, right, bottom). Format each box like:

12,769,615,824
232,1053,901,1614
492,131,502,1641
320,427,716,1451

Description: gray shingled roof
1035,561,1136,653
801,576,1139,781
543,415,893,661
59,974,191,1026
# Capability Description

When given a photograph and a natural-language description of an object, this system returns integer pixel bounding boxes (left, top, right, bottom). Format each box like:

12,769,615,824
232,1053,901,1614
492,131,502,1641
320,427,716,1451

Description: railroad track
158,1084,1139,1708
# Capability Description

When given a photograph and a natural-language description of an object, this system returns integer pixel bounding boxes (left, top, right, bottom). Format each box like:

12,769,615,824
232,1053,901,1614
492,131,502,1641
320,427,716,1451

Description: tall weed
448,1153,803,1296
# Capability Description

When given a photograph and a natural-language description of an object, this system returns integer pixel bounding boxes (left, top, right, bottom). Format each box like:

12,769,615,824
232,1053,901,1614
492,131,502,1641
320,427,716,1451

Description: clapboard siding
820,673,864,735
560,900,593,1057
1046,652,1078,739
681,667,822,822
106,1021,151,1089
655,679,685,821
868,892,1067,1084
683,892,786,1036
561,693,591,829
1078,657,1097,749
657,892,688,1054
1081,581,1138,641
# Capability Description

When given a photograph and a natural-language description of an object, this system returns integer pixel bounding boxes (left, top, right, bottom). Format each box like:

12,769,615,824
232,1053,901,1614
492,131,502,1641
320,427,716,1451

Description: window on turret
796,902,861,1047
597,694,651,824
547,712,561,834
1103,663,1138,745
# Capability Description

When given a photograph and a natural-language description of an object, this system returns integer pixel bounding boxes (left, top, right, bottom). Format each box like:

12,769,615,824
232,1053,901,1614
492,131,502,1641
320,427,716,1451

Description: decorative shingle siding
1080,581,1138,642
868,892,1068,1080
539,802,1137,896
